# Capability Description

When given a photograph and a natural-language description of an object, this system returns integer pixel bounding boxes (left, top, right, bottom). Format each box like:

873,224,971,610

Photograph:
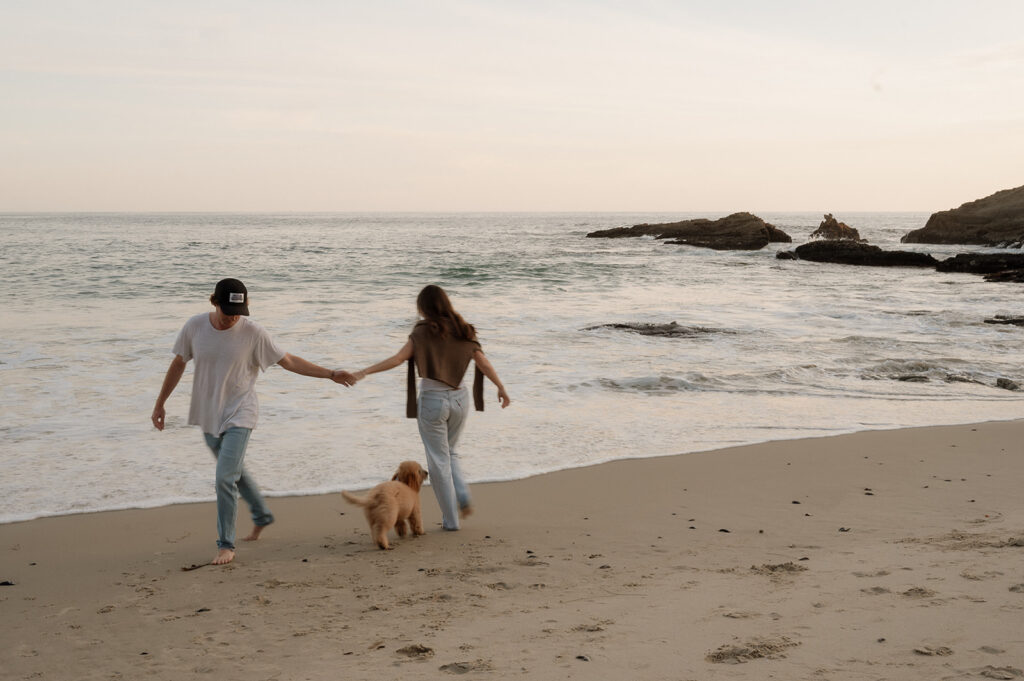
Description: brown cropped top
406,320,485,418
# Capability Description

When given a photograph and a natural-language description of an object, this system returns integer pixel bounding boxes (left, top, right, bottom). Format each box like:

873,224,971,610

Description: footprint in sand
439,659,494,674
860,586,891,595
960,570,1004,581
706,636,800,664
396,644,434,659
571,619,613,633
750,562,808,578
978,665,1023,680
485,582,514,590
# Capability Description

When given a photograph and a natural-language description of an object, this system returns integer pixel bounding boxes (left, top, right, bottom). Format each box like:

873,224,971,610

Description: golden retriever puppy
341,461,428,550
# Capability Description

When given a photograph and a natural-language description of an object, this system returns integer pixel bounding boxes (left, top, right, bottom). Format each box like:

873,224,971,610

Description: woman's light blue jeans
417,387,470,530
204,427,274,550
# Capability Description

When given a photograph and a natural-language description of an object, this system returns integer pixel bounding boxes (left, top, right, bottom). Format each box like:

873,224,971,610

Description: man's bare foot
243,524,267,541
212,548,235,565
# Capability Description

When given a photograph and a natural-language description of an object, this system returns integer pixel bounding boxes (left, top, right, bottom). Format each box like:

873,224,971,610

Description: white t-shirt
172,313,286,435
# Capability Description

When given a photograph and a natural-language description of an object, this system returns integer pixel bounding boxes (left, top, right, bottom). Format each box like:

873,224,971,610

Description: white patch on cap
229,292,245,303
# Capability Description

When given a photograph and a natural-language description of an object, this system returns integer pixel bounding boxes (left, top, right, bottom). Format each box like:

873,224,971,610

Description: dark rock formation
810,214,862,241
945,374,986,385
902,185,1024,246
935,253,1024,275
587,212,791,250
583,322,728,337
997,378,1021,392
586,224,667,239
984,315,1024,326
984,269,1024,283
777,241,938,267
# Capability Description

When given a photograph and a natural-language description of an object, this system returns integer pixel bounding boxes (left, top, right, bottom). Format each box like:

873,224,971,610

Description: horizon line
0,208,937,215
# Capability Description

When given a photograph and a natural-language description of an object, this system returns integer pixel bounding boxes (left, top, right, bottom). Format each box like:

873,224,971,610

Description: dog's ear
392,473,400,481
405,469,419,491
405,467,426,492
393,463,413,488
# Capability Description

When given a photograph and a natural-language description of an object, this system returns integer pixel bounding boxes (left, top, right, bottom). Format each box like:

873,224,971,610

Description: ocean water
1,212,1022,524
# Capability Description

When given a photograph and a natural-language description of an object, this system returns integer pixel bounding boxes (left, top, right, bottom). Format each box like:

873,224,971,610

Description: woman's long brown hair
417,285,476,341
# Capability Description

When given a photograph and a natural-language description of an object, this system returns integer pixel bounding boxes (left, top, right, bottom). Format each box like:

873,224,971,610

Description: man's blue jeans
417,387,470,530
203,427,274,550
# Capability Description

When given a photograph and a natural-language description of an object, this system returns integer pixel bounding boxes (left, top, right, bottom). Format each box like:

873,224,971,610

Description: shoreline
3,420,1023,679
4,417,1022,527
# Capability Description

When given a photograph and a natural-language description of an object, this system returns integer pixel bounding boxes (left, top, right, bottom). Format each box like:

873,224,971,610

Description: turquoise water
1,212,1021,523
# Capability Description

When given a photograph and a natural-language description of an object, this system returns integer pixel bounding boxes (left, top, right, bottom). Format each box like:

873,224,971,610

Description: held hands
331,370,361,386
330,369,507,410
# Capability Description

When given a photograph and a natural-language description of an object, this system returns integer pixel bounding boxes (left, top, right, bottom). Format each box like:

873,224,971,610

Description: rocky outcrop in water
810,214,861,241
776,241,938,267
586,212,791,250
997,378,1021,391
901,185,1024,246
587,224,665,239
778,243,1024,282
984,269,1024,283
935,253,1024,283
935,253,1024,275
583,322,728,337
984,315,1024,326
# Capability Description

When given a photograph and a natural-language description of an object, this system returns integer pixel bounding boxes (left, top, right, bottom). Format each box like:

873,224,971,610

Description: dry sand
2,420,1023,680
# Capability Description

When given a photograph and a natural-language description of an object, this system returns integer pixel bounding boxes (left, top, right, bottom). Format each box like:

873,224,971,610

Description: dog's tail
341,490,369,507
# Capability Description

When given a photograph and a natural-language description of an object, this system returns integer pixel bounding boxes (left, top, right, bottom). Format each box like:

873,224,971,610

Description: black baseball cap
213,278,250,316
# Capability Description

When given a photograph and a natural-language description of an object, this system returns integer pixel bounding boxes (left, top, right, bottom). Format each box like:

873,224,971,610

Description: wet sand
2,420,1023,680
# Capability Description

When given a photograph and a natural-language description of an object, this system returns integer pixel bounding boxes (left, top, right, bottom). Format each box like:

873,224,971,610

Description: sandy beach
3,420,1023,680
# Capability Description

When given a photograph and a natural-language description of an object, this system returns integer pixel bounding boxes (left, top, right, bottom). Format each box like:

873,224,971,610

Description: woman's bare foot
459,504,473,519
243,524,267,541
212,548,235,565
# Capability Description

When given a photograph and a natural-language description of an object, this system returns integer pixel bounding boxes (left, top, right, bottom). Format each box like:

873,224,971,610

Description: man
152,278,350,565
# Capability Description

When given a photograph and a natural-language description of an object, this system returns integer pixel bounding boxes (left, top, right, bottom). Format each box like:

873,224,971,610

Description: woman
348,285,510,530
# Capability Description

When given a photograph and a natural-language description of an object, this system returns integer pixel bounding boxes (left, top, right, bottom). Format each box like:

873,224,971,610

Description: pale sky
2,1,1022,212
